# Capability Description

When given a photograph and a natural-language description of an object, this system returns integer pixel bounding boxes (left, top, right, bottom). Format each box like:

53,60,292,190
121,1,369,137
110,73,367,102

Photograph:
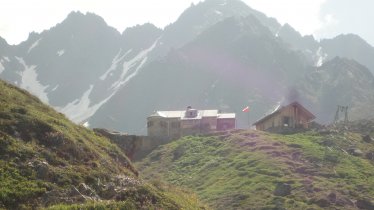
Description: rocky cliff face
298,57,374,123
321,34,374,73
0,11,162,125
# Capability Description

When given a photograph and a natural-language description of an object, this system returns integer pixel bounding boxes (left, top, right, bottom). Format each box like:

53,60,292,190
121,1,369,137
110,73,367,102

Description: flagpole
248,110,250,128
242,105,250,129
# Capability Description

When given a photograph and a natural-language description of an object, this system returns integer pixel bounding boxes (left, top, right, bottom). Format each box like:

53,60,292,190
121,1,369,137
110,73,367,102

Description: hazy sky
0,0,373,46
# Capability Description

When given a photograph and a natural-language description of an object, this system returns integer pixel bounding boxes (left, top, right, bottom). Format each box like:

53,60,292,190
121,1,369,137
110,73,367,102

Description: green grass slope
137,128,374,209
0,80,206,210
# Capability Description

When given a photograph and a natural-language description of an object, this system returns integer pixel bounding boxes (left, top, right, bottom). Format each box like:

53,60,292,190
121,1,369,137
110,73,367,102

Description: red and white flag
242,106,249,112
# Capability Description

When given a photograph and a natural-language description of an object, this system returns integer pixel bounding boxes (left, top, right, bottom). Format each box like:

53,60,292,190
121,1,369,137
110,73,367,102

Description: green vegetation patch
137,130,374,209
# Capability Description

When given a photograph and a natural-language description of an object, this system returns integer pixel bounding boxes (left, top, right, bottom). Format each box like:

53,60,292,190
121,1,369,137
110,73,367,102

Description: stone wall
93,128,172,161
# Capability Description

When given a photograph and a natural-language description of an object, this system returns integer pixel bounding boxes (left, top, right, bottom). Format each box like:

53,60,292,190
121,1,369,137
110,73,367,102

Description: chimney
185,106,197,118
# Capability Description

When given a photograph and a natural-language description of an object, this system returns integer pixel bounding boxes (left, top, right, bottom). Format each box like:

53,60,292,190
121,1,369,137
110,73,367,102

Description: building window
147,121,154,128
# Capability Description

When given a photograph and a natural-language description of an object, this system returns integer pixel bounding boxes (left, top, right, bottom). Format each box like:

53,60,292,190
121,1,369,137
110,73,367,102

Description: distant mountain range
1,0,374,134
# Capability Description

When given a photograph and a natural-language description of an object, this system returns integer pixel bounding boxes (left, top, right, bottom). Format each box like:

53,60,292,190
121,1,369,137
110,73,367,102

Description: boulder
348,148,364,156
273,183,292,196
78,183,97,198
356,199,374,209
314,198,331,207
362,135,373,143
365,151,374,160
34,160,50,179
353,149,364,156
101,182,117,199
327,192,337,203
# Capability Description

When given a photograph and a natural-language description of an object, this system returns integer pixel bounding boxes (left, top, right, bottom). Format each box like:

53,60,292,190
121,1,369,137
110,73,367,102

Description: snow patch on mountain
28,38,42,53
57,85,114,123
275,28,281,38
112,56,148,90
347,70,354,79
220,1,227,6
51,84,59,92
110,39,159,91
315,47,328,67
57,49,65,56
58,45,156,123
56,40,159,124
3,56,10,62
214,10,223,15
100,48,132,81
0,59,4,75
15,57,49,103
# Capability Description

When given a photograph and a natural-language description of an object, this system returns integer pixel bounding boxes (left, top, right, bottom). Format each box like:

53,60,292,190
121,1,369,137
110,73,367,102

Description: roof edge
253,102,315,125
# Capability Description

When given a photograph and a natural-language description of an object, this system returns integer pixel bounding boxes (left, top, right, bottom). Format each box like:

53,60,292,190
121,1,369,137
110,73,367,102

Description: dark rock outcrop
363,135,374,143
273,183,292,196
356,199,374,210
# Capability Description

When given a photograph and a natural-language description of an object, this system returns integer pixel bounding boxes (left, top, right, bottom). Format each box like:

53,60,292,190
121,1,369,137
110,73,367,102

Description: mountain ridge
298,57,374,123
1,0,374,133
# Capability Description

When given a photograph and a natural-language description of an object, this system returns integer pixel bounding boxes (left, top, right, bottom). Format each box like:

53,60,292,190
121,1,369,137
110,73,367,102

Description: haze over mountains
1,0,374,134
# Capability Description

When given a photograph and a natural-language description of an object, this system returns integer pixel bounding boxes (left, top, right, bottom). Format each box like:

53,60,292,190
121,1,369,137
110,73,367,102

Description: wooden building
253,102,315,132
147,106,236,139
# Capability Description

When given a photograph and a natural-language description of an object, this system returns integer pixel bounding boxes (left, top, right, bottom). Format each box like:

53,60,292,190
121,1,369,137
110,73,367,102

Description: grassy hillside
137,128,374,209
0,79,206,209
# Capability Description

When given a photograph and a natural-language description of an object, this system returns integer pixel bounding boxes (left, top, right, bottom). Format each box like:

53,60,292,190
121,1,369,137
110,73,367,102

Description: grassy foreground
137,129,374,209
0,79,206,209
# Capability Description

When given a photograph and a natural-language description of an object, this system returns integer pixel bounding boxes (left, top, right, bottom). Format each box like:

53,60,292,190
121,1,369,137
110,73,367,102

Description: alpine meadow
1,0,374,209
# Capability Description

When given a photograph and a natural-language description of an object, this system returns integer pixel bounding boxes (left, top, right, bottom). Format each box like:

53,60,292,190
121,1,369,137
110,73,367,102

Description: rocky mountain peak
0,36,9,47
277,23,319,53
49,11,121,39
122,23,161,37
161,0,280,50
0,36,10,55
65,11,108,26
321,34,374,54
320,34,374,73
121,23,162,49
322,56,374,79
330,34,372,46
173,0,278,31
190,15,273,45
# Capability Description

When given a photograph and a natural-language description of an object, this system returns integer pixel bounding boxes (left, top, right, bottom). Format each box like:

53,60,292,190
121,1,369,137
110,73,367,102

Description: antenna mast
334,105,348,123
